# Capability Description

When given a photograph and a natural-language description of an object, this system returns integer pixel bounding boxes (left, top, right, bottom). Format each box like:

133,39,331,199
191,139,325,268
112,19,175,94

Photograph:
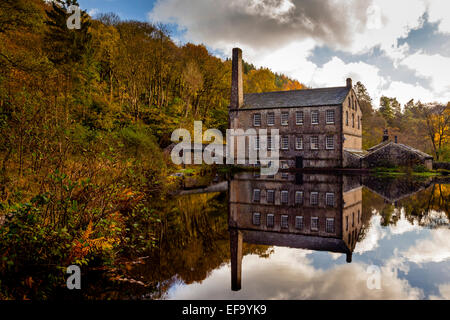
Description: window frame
326,109,335,124
311,110,319,125
295,136,303,150
267,112,275,126
326,218,335,233
253,113,261,127
252,212,261,226
295,216,304,230
295,191,303,204
281,190,289,205
325,192,335,206
310,192,319,206
267,189,275,204
253,189,261,202
267,214,274,228
281,215,289,229
281,136,289,150
281,112,289,126
326,136,334,150
311,136,319,150
296,111,304,125
311,217,319,231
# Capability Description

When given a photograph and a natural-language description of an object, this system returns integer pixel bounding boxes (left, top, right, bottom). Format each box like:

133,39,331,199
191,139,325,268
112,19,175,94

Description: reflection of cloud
355,215,385,254
429,283,450,300
167,247,423,300
389,210,421,235
401,229,450,264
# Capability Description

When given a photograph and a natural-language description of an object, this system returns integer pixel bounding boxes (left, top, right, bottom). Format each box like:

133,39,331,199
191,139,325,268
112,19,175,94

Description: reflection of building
229,172,363,291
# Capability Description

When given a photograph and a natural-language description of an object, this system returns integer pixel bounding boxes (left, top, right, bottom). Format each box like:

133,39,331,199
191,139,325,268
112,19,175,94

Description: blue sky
78,0,450,108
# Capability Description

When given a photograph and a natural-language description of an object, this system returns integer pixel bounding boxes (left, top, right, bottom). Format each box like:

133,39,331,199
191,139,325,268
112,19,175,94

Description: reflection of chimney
346,253,352,263
230,48,243,110
346,78,352,89
383,129,389,142
230,229,243,291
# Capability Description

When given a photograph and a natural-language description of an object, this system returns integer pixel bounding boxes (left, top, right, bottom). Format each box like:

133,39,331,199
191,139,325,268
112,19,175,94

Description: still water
112,173,450,300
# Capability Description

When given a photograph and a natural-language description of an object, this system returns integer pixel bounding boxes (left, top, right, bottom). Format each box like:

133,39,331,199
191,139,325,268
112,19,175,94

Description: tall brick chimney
346,78,352,89
230,48,243,109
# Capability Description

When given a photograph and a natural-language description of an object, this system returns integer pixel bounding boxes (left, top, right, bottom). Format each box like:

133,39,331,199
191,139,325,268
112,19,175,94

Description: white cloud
401,229,450,264
430,283,450,300
168,246,423,299
426,0,450,34
355,214,386,253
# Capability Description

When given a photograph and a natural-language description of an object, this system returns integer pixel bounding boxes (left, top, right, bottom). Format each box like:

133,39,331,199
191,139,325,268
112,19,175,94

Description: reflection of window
352,113,355,128
267,136,273,150
311,217,319,231
326,218,335,233
296,136,303,150
281,190,289,204
358,209,361,223
352,212,355,227
253,189,260,202
253,113,261,126
296,111,304,125
346,111,349,126
357,115,360,129
310,192,319,205
295,191,303,204
326,193,335,206
267,214,274,227
295,216,304,230
346,215,349,231
311,111,319,124
281,136,289,150
281,172,289,179
254,136,260,150
267,112,275,126
326,110,335,124
311,136,319,150
326,136,334,150
281,112,289,126
252,213,261,226
281,215,289,229
267,190,275,203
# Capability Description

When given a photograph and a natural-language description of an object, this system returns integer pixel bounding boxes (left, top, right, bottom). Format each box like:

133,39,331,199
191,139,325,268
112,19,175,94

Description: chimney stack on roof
383,129,389,142
230,48,243,109
346,78,352,89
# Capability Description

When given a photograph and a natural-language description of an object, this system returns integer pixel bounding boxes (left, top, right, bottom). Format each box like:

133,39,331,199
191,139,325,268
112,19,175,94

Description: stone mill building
228,48,364,169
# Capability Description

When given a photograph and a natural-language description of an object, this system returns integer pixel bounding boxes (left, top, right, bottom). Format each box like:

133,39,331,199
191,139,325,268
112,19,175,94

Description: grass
372,166,449,177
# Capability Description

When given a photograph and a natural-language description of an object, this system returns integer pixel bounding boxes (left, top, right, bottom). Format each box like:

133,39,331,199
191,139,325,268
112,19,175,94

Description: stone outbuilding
361,130,433,170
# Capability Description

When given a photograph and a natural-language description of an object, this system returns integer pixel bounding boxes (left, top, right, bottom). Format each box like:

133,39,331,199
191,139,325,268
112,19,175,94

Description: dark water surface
108,173,450,300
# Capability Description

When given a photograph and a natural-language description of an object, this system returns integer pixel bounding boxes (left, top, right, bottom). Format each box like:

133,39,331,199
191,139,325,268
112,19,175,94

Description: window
311,217,319,231
295,216,304,230
281,172,289,179
252,213,261,226
281,160,289,169
253,113,261,126
281,112,289,126
326,193,335,206
281,136,289,150
357,116,360,129
346,111,349,126
281,215,289,229
326,110,335,124
310,192,319,205
352,113,355,128
311,136,319,150
267,214,274,227
296,111,304,125
281,190,289,204
254,136,260,151
346,216,349,231
326,218,335,233
295,191,303,204
358,209,361,223
311,111,319,124
253,189,261,202
295,136,303,150
267,112,275,126
267,190,275,204
352,212,355,227
326,136,334,150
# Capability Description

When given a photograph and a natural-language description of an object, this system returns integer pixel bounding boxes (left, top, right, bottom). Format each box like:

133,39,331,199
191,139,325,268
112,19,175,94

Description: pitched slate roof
241,86,351,110
367,141,433,159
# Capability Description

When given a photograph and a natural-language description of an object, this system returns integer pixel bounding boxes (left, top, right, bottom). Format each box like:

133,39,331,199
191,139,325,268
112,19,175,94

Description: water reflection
83,173,450,299
229,172,364,291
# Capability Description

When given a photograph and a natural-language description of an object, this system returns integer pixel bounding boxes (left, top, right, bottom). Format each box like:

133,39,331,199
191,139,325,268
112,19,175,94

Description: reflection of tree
362,181,450,229
99,191,271,299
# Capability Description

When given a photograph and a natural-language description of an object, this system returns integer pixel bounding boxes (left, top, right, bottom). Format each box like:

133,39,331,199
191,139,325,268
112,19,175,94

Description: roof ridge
244,86,348,96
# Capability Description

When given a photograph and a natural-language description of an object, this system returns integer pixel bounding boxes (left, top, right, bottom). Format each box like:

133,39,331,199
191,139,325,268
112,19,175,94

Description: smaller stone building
362,131,433,170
